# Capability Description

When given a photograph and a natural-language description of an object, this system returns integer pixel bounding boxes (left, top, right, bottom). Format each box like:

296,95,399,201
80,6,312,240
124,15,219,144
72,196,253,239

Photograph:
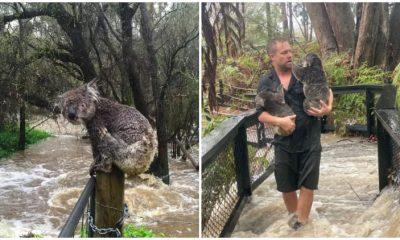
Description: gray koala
58,80,158,176
292,53,330,112
255,85,295,136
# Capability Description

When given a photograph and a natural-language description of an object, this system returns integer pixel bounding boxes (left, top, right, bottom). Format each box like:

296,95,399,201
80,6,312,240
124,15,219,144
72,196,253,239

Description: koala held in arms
292,53,330,112
255,84,295,136
58,80,158,176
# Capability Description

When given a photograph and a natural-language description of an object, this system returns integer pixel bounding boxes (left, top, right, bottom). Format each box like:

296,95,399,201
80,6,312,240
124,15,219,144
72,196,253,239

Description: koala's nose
68,112,76,120
67,107,77,120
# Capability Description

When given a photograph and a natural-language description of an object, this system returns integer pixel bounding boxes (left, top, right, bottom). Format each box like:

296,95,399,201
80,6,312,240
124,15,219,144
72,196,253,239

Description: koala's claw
89,162,112,176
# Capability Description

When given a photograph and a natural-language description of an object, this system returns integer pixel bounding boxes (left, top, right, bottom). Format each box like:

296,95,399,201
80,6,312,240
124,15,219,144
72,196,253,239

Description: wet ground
232,133,400,237
0,118,199,237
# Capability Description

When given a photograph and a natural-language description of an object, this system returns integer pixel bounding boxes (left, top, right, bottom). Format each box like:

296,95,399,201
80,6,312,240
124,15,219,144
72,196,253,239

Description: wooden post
94,166,125,237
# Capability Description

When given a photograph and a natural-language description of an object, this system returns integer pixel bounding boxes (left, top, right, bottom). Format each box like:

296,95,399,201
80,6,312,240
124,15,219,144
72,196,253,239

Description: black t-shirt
257,69,321,153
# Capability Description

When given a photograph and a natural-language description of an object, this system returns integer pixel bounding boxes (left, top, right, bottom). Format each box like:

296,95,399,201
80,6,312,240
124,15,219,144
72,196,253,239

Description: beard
277,61,292,72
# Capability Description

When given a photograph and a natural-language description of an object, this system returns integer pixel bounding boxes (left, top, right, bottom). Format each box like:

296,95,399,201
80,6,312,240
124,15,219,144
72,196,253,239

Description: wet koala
58,80,158,176
255,85,294,136
292,53,330,112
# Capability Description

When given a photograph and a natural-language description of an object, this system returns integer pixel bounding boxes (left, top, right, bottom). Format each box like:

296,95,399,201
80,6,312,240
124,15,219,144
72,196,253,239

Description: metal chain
87,204,129,237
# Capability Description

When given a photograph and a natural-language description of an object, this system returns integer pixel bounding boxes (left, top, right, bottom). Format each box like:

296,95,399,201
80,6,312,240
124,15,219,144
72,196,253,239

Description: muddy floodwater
0,120,198,237
232,134,400,237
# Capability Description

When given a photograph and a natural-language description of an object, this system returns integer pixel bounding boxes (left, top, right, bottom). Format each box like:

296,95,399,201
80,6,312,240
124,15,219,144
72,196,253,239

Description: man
257,38,333,230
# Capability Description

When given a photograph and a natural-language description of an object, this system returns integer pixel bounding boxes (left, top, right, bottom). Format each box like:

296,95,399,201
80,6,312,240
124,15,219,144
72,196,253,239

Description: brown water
232,134,400,237
0,134,199,237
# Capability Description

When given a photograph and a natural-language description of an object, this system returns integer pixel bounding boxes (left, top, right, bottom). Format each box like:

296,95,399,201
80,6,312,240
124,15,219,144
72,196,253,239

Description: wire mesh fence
201,112,275,237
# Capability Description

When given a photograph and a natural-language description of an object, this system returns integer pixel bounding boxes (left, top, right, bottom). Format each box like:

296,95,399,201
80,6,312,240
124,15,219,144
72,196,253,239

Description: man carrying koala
257,38,333,230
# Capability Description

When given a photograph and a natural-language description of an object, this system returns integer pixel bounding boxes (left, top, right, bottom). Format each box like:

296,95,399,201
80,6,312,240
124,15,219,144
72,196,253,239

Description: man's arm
258,111,296,134
307,89,334,117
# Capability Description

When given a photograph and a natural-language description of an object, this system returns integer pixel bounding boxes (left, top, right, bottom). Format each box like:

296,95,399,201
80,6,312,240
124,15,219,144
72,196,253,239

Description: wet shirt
257,69,321,153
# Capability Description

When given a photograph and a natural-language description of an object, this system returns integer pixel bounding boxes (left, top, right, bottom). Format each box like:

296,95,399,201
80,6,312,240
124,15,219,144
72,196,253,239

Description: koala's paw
98,127,108,138
89,162,112,176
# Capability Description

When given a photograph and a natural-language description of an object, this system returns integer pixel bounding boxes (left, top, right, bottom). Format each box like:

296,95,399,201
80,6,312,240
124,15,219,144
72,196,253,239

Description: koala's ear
86,78,99,91
85,78,99,101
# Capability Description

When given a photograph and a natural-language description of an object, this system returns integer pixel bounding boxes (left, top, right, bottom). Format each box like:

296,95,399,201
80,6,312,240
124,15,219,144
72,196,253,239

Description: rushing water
232,134,400,237
0,131,198,237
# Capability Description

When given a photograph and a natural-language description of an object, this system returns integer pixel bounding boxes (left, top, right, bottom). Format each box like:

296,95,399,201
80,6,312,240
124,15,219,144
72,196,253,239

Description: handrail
202,109,256,168
58,177,95,238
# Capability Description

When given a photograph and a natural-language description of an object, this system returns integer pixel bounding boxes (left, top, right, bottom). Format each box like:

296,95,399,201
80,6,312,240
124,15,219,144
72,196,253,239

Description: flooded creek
0,132,198,237
232,134,400,237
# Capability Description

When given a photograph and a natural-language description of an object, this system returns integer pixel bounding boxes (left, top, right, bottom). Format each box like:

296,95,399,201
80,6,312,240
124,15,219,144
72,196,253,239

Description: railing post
94,166,125,237
376,84,397,191
366,89,375,136
234,125,252,196
88,182,95,238
377,119,392,191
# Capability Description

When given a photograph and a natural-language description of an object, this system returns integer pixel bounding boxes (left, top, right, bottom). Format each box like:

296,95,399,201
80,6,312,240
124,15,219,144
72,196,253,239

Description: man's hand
278,115,296,134
307,89,333,117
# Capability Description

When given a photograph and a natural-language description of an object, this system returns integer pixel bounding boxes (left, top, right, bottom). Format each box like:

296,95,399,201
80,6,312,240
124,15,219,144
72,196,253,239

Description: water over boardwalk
232,133,400,237
0,127,198,237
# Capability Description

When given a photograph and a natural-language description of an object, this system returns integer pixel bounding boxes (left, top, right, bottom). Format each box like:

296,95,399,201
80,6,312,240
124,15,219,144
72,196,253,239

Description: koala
292,53,330,112
255,84,294,136
58,80,158,176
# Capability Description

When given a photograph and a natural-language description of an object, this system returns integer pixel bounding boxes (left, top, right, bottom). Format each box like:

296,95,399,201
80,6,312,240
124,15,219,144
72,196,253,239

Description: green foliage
123,224,161,238
238,53,259,71
220,65,241,80
0,124,51,159
202,102,226,137
324,52,351,86
354,63,390,85
326,58,390,135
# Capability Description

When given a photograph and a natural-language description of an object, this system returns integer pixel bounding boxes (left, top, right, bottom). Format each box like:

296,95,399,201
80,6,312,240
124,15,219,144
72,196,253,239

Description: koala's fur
255,85,294,136
292,53,330,111
58,81,158,176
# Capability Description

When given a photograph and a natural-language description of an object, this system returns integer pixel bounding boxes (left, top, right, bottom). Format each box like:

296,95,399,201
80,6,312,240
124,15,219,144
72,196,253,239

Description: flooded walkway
232,133,400,237
0,119,198,237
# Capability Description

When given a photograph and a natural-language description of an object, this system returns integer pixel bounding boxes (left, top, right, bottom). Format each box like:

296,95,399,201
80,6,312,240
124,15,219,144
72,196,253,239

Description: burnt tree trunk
388,3,400,71
306,3,338,58
353,3,381,68
325,3,355,52
140,3,169,184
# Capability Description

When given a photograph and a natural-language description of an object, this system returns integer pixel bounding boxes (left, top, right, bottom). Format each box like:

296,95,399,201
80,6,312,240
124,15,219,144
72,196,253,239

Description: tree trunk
306,3,338,58
118,3,150,120
220,4,231,57
288,3,293,40
353,3,381,68
375,3,389,69
281,3,288,33
140,3,169,184
266,3,272,39
325,3,355,52
202,3,217,112
46,3,97,82
17,14,25,150
388,3,400,71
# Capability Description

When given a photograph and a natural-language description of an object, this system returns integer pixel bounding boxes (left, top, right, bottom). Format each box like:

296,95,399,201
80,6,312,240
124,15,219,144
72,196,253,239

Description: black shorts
274,146,321,192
